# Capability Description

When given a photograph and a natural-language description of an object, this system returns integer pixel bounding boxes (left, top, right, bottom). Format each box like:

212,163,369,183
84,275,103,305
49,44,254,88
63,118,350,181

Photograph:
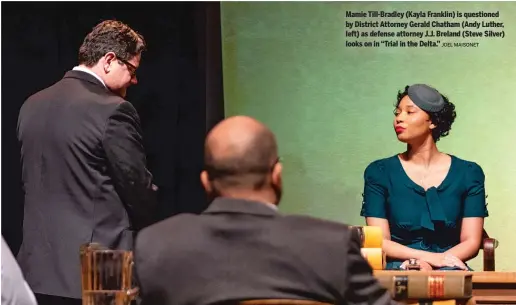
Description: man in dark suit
135,116,397,305
17,20,157,305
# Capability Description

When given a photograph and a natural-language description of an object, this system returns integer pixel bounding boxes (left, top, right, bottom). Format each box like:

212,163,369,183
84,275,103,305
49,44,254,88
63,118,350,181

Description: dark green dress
360,154,488,270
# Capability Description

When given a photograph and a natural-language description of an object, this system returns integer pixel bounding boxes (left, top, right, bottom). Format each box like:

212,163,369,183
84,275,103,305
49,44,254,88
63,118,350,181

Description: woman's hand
421,253,468,270
400,259,433,271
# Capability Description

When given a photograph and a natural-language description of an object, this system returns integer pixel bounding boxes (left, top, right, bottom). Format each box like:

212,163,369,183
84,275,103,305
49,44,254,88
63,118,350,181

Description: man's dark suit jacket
135,198,396,305
16,70,157,299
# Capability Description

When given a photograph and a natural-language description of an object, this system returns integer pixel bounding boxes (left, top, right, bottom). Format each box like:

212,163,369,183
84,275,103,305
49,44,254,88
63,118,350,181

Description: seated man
135,116,398,305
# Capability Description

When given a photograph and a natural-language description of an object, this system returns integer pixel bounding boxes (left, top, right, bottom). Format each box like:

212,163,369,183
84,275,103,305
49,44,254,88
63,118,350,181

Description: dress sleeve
360,161,388,219
463,162,489,218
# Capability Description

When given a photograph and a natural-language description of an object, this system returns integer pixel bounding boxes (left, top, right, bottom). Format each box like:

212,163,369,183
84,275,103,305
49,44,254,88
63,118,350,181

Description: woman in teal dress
360,84,488,271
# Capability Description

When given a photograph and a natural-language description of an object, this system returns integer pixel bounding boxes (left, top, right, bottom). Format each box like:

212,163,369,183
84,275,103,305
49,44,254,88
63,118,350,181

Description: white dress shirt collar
263,202,278,211
72,66,107,88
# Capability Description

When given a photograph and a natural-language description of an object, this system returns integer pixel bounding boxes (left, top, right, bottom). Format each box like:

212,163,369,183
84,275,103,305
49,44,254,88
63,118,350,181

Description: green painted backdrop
221,1,516,271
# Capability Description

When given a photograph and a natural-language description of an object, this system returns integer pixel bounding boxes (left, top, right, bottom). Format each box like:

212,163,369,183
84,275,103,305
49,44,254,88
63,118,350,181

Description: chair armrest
482,237,498,271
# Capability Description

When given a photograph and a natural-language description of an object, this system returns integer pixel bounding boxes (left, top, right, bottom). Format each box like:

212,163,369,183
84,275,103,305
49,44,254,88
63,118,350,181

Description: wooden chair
237,300,332,305
481,229,498,271
354,226,498,271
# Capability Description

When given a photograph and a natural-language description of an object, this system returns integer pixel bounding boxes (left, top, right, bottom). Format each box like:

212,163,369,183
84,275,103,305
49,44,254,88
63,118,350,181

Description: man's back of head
201,116,283,206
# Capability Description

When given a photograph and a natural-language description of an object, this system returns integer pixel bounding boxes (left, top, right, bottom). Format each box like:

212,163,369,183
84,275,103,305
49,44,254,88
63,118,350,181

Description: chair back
80,243,138,305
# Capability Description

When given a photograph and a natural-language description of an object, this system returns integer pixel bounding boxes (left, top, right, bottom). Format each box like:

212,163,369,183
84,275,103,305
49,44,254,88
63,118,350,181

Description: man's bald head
203,116,279,191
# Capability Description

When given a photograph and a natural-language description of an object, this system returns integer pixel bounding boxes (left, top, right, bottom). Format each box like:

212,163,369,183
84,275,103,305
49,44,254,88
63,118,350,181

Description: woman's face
393,95,435,143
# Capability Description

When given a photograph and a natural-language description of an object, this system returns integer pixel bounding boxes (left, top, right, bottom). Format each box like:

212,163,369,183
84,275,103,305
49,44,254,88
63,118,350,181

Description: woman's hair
396,85,457,142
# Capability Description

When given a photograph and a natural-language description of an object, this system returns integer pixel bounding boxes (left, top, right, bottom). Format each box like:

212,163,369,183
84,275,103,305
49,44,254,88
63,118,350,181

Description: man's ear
200,170,212,193
103,52,116,72
271,162,282,187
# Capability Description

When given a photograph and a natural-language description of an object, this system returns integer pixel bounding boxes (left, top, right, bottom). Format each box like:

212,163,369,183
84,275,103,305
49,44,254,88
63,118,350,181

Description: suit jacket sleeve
103,101,157,230
344,229,399,305
1,237,37,305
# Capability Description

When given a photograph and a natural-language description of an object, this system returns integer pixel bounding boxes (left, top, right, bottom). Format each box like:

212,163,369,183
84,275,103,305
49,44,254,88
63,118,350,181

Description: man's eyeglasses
117,57,137,77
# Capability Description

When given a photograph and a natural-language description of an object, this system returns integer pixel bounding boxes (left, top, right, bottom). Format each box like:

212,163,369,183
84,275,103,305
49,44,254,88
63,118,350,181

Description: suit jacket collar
203,197,279,217
63,70,108,90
